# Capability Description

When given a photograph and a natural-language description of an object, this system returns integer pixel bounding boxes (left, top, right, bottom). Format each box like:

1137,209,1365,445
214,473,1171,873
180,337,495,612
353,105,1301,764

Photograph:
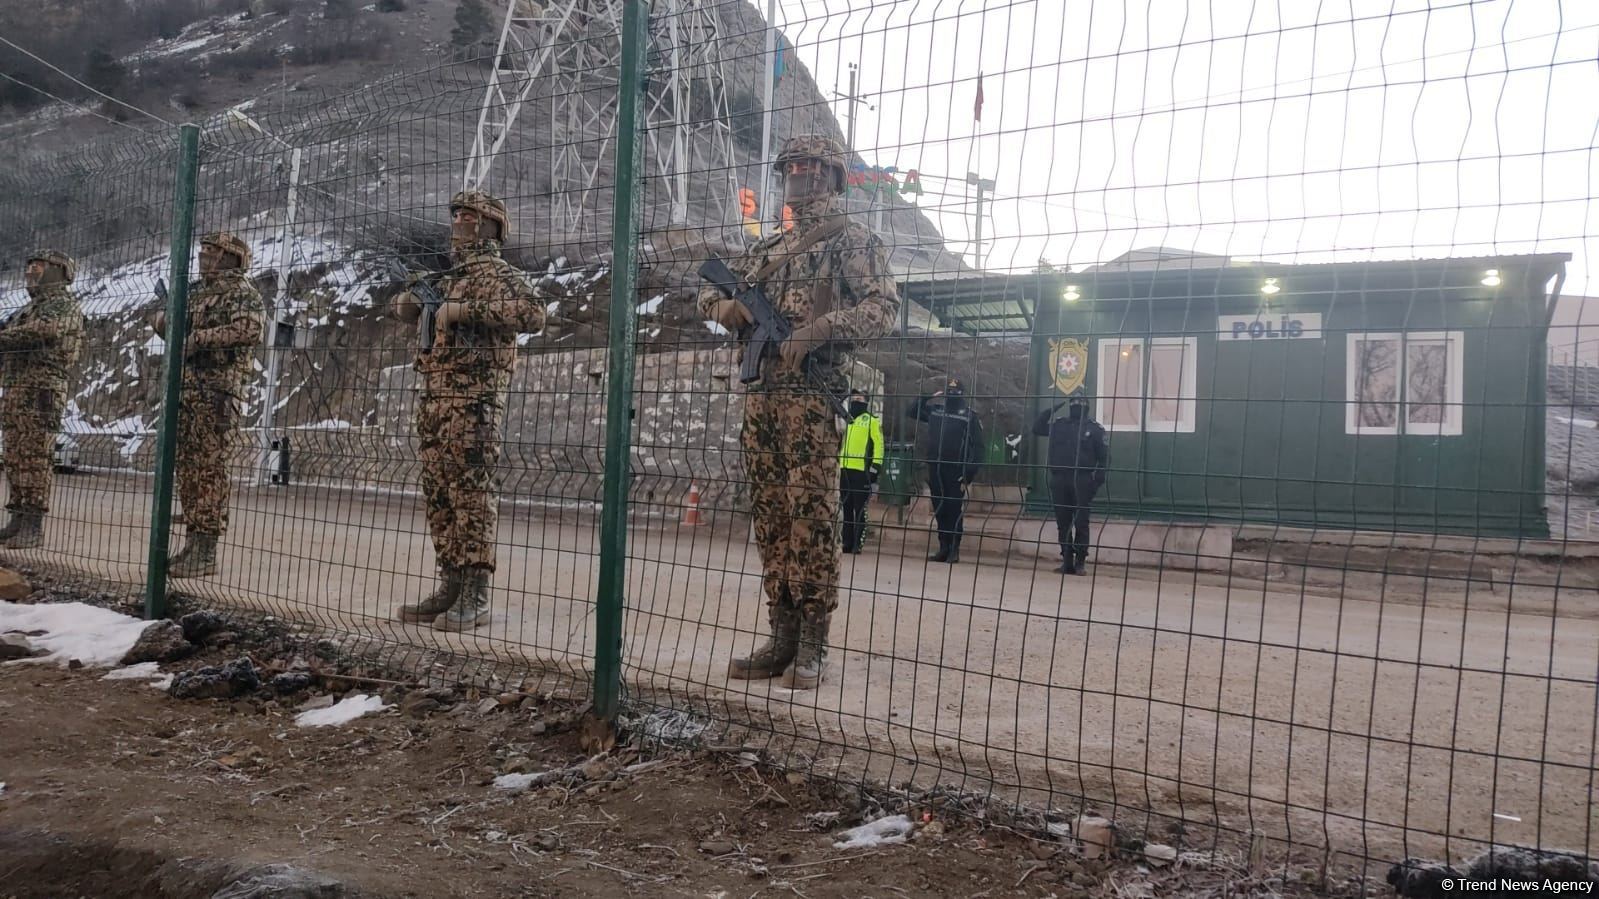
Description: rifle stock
696,257,848,419
696,257,791,384
383,259,446,353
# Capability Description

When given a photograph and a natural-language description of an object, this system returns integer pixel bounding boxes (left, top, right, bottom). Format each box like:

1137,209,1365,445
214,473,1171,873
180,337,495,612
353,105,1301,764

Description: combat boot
928,536,950,563
4,511,44,549
397,568,463,622
728,604,799,679
780,615,830,690
435,568,490,632
169,534,218,578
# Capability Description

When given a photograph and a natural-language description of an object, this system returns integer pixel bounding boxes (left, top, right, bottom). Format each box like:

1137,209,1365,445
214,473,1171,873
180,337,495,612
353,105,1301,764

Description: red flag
974,72,984,121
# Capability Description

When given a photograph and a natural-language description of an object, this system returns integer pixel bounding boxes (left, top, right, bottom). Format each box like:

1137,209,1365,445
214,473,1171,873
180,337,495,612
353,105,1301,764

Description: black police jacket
908,395,985,481
1034,405,1108,477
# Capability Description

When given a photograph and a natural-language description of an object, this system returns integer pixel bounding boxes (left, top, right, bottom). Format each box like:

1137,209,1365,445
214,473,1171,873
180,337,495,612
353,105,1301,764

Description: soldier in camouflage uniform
0,250,85,549
699,135,900,690
394,189,546,632
152,232,265,578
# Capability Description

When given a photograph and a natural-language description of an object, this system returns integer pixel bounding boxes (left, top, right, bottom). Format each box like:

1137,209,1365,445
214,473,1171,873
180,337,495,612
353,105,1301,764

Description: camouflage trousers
742,372,842,624
176,382,241,537
0,385,64,513
417,389,503,571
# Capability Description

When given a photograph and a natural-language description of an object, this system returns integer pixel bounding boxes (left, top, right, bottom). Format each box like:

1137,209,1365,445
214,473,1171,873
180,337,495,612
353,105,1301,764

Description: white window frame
1144,336,1198,434
1096,338,1145,432
1095,337,1198,434
1344,331,1463,436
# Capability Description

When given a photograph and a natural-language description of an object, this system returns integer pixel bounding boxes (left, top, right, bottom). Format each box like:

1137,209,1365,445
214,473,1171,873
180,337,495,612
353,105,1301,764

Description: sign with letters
1218,312,1322,341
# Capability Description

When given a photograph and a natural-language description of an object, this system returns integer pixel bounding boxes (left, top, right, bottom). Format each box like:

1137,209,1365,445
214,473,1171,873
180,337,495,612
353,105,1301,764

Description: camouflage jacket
695,216,899,376
413,245,546,396
183,270,264,393
0,284,85,391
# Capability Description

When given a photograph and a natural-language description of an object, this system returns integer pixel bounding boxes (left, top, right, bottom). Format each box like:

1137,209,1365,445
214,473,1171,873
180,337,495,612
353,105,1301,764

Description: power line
0,70,153,137
0,34,174,127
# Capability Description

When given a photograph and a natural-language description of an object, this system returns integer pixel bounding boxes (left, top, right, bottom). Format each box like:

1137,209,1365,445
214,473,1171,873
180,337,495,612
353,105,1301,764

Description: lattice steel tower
464,0,742,235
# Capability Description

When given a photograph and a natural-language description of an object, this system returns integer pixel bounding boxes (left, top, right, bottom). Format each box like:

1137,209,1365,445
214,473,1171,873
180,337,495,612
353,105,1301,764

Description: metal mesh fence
1,0,1596,885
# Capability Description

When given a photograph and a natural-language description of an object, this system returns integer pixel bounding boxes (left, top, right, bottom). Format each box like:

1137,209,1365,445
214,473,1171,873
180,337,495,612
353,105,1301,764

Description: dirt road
8,470,1598,866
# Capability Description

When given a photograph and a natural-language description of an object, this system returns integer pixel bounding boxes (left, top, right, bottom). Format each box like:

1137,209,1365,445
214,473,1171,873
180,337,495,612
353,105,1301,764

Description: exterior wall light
1481,269,1502,287
1260,277,1281,296
1062,284,1081,302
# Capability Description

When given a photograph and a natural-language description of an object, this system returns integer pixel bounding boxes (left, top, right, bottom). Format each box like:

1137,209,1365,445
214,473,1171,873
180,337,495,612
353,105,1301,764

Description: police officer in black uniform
909,376,985,563
1033,388,1108,574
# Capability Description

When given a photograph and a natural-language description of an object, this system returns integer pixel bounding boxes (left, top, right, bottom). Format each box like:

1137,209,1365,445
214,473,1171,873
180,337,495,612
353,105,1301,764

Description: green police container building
910,252,1570,538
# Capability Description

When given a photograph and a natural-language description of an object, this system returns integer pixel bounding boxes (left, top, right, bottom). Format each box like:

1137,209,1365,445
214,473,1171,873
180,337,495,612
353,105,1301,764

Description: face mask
848,400,868,418
782,163,834,205
944,393,965,411
1068,402,1087,419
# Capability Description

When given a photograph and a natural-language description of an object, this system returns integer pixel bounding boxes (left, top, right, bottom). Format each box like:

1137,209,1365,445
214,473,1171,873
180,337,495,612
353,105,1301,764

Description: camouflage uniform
397,190,545,631
176,234,264,541
699,135,899,688
0,250,84,547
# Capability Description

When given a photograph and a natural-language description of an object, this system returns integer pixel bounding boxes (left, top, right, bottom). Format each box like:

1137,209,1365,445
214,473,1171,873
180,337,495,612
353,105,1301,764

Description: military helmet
26,249,76,283
201,232,252,269
774,134,848,194
450,189,511,242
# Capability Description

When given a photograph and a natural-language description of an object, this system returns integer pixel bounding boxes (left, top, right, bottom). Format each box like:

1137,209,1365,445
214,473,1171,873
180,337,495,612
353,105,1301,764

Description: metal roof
900,252,1572,335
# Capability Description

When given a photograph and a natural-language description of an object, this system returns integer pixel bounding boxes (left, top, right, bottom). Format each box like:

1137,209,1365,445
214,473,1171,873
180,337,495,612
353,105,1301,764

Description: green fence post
144,123,200,620
592,0,647,725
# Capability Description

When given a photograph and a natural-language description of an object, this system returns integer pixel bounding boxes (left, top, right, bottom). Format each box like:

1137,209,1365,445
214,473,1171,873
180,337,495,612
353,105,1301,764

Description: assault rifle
383,258,447,353
696,257,849,419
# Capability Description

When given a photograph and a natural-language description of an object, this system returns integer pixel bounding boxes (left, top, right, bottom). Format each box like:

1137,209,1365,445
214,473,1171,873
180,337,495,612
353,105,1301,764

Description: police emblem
1049,337,1088,395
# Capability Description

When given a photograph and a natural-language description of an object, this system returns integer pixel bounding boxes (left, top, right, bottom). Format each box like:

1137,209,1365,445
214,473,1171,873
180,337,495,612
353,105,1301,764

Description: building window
1096,337,1198,433
1345,331,1463,436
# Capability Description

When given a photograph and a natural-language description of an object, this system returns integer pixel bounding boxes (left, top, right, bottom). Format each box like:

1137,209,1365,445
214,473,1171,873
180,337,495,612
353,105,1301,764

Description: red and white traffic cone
681,482,705,527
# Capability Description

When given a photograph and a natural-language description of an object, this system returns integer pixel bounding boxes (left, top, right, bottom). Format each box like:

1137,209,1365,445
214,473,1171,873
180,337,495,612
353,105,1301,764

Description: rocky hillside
0,0,1032,471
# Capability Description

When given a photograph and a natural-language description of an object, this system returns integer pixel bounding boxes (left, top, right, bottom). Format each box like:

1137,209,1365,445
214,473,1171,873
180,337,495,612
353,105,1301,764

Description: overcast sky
754,0,1598,299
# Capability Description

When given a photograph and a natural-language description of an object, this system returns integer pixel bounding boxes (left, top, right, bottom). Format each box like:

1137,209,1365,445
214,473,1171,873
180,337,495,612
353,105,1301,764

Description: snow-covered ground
0,601,151,669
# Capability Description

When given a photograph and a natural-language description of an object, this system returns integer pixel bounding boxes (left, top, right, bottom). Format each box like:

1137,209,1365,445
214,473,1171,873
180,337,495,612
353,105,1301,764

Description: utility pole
966,171,994,270
758,0,777,235
257,147,300,484
227,106,300,485
833,62,877,223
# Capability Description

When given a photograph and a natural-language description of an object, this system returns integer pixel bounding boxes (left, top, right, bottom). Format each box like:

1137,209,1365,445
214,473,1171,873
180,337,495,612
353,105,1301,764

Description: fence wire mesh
1,0,1596,887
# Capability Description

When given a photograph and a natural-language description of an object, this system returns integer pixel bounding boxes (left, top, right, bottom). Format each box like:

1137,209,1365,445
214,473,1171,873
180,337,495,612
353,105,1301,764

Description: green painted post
144,123,200,620
592,0,647,722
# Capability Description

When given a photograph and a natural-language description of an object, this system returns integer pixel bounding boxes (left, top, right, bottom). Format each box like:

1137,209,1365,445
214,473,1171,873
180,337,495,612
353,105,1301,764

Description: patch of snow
295,693,389,727
492,772,542,792
1557,415,1598,429
832,815,914,849
704,320,731,337
631,708,708,742
291,419,351,430
149,675,174,691
636,294,665,315
0,601,152,668
102,661,163,681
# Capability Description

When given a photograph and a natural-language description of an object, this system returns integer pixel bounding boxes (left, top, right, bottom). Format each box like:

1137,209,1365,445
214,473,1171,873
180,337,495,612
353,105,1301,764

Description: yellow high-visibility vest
840,413,884,472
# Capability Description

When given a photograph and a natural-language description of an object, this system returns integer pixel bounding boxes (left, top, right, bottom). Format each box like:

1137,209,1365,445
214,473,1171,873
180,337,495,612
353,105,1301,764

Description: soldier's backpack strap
749,214,851,286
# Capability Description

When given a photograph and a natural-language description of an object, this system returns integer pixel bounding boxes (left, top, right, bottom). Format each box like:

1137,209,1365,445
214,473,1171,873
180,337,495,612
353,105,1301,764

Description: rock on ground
121,620,195,665
180,610,228,644
0,567,32,601
169,658,260,700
